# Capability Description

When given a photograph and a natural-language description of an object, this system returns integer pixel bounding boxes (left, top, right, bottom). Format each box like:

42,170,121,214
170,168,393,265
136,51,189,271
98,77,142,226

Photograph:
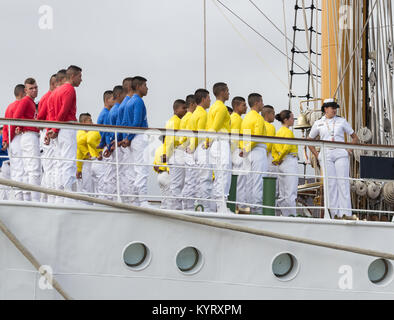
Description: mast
362,0,370,128
203,0,207,89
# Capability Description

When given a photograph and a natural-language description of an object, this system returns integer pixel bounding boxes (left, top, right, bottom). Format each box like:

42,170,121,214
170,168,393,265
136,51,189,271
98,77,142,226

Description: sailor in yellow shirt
238,93,267,213
229,97,248,211
261,105,278,177
205,82,232,213
76,113,95,203
162,99,187,210
272,110,298,217
153,143,171,209
185,89,212,211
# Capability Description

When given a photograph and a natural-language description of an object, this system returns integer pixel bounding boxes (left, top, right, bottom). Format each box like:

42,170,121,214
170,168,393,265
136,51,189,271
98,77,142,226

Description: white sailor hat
321,98,340,112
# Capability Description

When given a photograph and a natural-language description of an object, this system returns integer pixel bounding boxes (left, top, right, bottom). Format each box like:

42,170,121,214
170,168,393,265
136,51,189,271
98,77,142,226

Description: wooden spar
362,0,370,128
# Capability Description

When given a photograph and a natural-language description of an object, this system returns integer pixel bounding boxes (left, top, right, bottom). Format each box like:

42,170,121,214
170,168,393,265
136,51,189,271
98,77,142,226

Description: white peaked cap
323,98,336,104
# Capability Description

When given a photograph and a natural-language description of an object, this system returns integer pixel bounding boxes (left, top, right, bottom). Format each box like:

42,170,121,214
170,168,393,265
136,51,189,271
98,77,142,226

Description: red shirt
13,96,39,133
2,100,20,144
51,83,77,132
37,90,52,121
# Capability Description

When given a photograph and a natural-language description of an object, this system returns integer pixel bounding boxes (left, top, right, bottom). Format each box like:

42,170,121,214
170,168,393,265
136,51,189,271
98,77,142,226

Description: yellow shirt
230,112,243,151
86,131,103,159
163,114,181,159
188,106,208,152
77,130,89,173
264,121,276,154
272,126,298,162
153,144,168,173
240,110,266,153
179,111,193,147
206,100,231,144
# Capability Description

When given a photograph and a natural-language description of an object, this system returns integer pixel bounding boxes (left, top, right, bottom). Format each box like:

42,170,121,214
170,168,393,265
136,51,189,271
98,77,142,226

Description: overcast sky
0,0,316,125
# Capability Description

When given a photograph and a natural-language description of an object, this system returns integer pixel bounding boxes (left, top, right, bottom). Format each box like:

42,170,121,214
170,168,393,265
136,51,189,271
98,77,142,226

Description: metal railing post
114,131,121,203
320,143,331,219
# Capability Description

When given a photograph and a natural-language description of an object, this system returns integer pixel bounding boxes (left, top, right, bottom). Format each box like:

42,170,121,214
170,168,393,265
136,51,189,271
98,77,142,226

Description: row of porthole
122,242,393,285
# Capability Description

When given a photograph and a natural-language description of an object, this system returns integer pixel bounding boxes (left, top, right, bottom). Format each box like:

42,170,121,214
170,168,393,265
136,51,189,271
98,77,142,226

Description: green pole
227,175,238,213
263,177,277,215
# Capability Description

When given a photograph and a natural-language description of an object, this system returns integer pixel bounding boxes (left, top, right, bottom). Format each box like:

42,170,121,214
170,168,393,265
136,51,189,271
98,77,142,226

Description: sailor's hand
186,147,193,154
122,139,131,147
103,149,111,158
15,127,21,135
161,155,167,163
347,149,353,156
98,151,103,161
110,142,116,152
44,135,50,145
76,171,82,179
1,142,8,151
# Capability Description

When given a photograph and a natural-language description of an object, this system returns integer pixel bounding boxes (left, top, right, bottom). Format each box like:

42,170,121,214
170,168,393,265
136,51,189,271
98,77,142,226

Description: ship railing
0,118,393,220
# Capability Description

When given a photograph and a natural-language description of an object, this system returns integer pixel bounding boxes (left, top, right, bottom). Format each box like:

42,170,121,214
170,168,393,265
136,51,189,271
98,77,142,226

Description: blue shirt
116,95,131,141
97,107,110,149
122,94,148,141
0,135,9,167
106,102,121,146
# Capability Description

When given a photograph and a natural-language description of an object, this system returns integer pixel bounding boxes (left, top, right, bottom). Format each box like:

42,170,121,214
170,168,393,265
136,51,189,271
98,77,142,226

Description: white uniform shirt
309,116,354,142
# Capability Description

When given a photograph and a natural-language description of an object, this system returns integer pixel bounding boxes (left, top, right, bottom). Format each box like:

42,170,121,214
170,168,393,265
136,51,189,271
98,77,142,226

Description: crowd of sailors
0,66,359,219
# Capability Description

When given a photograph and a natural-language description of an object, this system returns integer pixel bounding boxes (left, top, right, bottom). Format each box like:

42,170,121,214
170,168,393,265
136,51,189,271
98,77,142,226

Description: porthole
176,247,203,274
123,242,151,271
272,253,299,281
368,259,392,285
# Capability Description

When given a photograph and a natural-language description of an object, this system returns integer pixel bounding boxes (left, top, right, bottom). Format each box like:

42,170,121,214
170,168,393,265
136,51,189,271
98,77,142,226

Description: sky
0,0,319,197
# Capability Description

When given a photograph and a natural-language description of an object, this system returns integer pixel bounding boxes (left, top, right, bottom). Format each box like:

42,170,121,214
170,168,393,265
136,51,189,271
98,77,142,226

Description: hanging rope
1,178,394,261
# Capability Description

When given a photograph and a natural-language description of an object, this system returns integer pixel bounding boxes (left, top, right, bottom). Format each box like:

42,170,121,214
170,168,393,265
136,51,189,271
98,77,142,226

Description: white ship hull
0,201,393,300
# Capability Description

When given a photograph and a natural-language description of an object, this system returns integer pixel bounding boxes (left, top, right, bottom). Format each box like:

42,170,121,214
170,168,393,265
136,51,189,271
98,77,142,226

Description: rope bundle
383,182,394,205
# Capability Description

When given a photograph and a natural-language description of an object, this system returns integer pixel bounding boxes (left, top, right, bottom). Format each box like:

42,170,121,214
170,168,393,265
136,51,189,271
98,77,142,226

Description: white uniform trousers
120,146,136,204
232,149,247,210
277,154,298,217
242,144,267,213
40,130,54,202
157,171,171,209
194,142,214,212
210,139,232,213
130,134,149,207
52,137,65,203
77,160,93,205
103,151,118,201
58,128,77,203
169,147,185,210
182,150,199,211
319,149,352,217
20,131,41,202
0,161,11,200
91,158,107,199
9,135,24,201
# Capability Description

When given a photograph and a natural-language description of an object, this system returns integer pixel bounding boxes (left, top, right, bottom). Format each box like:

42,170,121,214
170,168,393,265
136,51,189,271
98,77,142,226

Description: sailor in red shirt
37,74,57,203
13,78,41,201
45,69,68,203
49,65,82,201
2,84,26,201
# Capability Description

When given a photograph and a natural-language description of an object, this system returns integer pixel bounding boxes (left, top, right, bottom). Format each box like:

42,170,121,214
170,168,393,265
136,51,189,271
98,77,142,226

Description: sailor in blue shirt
97,90,114,149
121,76,150,208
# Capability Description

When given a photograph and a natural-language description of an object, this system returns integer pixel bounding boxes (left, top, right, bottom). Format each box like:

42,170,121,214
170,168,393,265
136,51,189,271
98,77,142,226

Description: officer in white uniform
308,99,359,219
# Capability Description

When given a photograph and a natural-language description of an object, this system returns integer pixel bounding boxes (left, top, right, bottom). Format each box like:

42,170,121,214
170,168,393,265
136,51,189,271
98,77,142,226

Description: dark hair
131,76,147,91
103,90,113,103
194,88,209,104
321,101,340,113
173,99,186,111
185,94,196,107
123,77,133,90
248,93,262,108
275,110,292,123
262,105,275,117
227,106,233,114
56,69,67,83
14,84,25,98
213,82,228,97
113,85,124,99
24,78,36,85
231,96,245,109
79,112,91,122
66,65,82,80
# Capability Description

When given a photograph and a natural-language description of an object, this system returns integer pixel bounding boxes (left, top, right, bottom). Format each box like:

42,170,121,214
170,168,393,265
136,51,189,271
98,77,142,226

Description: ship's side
0,201,393,300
